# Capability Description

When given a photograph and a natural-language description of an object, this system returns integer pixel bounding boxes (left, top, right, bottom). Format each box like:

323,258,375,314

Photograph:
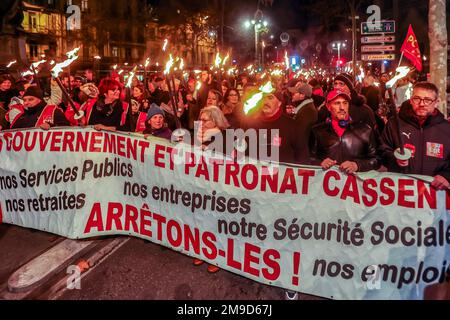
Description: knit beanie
146,103,164,121
23,85,43,100
334,73,355,92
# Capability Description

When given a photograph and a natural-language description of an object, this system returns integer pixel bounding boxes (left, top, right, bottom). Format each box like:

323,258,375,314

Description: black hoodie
379,103,450,182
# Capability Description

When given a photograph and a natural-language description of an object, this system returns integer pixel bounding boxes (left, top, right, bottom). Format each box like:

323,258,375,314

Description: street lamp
332,41,346,71
244,14,269,66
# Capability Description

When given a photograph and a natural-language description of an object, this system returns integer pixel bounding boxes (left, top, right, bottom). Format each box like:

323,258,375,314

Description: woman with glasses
81,78,131,132
222,88,244,129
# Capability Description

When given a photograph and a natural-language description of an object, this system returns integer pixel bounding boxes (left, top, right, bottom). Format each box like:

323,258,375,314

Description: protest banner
0,127,448,299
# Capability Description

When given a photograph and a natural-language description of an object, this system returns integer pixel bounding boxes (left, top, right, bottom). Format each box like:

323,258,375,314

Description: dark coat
310,121,379,172
379,104,450,181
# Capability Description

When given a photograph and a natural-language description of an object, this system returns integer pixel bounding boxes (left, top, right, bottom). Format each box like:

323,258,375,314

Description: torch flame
51,54,79,78
145,58,150,67
66,47,80,59
164,54,174,75
214,53,222,68
118,69,124,75
21,70,34,77
243,81,274,115
32,59,47,69
126,71,135,88
113,64,118,70
7,60,17,68
196,81,202,91
386,66,411,89
179,57,184,70
222,53,230,66
284,51,289,70
162,39,168,52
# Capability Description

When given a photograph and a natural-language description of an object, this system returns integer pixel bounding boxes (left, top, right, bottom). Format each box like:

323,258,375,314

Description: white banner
0,128,449,300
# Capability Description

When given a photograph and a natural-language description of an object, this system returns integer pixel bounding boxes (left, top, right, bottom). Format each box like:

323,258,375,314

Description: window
29,13,37,30
112,46,118,57
125,48,132,60
29,44,38,58
81,0,88,12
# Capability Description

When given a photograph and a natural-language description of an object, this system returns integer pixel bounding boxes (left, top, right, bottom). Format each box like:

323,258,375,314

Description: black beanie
334,73,355,92
23,85,43,100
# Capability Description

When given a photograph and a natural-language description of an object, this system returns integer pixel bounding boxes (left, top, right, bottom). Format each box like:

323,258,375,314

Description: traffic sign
361,35,396,44
362,54,396,61
361,21,395,34
361,45,395,53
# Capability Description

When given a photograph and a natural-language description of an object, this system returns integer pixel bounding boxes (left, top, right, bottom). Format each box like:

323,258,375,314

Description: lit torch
51,52,83,119
6,60,17,68
243,81,274,115
162,39,169,52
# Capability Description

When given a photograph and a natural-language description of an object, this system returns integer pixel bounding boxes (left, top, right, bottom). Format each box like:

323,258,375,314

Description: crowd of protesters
1,63,449,274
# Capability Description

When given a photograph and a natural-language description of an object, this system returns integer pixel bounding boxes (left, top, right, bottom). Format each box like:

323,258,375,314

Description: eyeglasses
411,96,436,106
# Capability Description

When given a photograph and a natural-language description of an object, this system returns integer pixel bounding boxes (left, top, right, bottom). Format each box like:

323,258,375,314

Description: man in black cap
10,85,69,130
318,73,377,130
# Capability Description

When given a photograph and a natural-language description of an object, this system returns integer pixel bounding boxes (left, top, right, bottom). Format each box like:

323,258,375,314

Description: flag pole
397,52,404,69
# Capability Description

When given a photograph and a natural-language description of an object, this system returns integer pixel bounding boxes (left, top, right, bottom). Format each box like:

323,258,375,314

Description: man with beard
9,86,69,129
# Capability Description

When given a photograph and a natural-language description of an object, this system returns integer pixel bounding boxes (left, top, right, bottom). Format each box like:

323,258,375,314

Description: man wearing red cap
309,89,379,173
9,85,69,130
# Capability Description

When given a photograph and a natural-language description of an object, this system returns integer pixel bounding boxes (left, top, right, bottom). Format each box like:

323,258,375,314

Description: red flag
400,25,423,71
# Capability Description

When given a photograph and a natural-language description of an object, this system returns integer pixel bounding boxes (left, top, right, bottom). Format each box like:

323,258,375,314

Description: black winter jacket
379,105,450,181
310,121,380,172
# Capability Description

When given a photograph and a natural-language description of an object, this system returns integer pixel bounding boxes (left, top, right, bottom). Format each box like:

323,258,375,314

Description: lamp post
332,41,346,72
244,10,268,67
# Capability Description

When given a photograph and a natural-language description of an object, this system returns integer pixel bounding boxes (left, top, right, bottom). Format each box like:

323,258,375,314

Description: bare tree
429,0,448,117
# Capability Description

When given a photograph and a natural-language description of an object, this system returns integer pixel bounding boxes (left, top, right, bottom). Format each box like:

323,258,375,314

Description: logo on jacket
426,142,444,159
401,132,412,139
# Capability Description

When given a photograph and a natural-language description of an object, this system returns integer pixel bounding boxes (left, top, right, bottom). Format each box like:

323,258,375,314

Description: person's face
75,79,82,87
285,105,295,115
0,80,12,91
131,102,139,114
70,76,76,86
62,77,69,87
207,91,218,107
228,90,239,104
328,97,350,121
410,88,438,118
201,71,209,82
188,80,195,92
149,114,164,130
133,87,142,97
222,85,228,95
86,70,93,80
199,112,216,130
292,91,305,102
23,96,42,109
242,77,248,85
261,94,280,117
148,82,155,92
333,80,350,93
132,77,139,87
105,87,120,101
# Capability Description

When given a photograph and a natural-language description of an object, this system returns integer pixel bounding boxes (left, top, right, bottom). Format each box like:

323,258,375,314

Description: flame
51,55,79,78
113,64,118,70
284,51,289,70
145,58,150,67
126,71,135,88
7,60,17,68
214,53,222,68
21,70,34,77
246,64,253,71
32,59,47,69
179,57,184,70
66,47,80,59
196,81,202,91
118,69,124,75
386,66,411,89
162,39,168,52
222,53,230,66
164,54,174,75
243,81,274,114
50,60,55,65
